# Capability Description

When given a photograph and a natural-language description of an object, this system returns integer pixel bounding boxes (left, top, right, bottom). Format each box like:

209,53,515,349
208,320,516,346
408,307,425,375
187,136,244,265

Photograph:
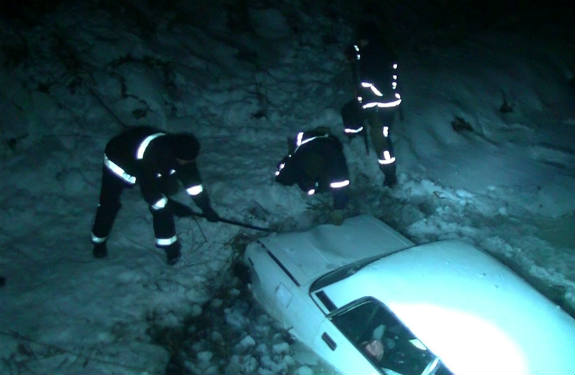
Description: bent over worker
275,127,350,223
90,126,219,265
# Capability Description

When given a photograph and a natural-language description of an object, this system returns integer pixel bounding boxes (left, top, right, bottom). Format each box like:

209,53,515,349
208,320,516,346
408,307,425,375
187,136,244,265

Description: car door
323,297,450,375
312,317,379,375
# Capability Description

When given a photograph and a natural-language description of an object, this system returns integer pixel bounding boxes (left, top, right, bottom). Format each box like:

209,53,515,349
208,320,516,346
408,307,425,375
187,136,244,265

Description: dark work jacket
275,130,350,207
347,40,401,109
104,126,210,210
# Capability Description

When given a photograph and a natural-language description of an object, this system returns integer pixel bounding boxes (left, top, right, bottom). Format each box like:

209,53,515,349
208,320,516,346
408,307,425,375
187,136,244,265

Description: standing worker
341,21,401,187
275,127,350,224
90,126,219,265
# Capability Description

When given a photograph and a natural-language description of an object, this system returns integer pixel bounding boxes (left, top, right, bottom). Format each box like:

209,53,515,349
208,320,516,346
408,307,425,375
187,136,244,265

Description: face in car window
330,298,451,375
364,338,385,361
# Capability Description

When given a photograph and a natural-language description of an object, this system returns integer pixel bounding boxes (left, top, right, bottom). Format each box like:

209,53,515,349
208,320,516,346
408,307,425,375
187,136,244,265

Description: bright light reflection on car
244,215,575,375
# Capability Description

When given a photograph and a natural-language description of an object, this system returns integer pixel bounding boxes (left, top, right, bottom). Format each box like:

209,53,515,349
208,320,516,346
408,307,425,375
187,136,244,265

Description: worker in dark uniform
90,126,219,265
275,127,350,224
341,21,401,187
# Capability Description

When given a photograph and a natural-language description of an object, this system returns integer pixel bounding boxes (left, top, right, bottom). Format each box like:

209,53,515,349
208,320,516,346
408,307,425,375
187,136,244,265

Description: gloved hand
203,206,219,222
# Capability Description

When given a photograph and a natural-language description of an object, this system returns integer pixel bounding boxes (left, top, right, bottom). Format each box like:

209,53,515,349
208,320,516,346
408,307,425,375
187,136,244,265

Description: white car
243,215,575,375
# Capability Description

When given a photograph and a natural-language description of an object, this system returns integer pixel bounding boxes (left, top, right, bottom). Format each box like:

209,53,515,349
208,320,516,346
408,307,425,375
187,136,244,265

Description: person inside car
364,338,385,362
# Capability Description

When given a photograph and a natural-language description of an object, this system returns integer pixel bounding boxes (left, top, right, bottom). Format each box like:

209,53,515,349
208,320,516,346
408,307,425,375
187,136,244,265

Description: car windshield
310,254,384,292
330,298,452,375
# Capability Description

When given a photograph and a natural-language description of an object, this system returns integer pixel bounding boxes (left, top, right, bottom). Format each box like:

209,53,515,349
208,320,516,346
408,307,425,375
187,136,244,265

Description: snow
0,0,573,373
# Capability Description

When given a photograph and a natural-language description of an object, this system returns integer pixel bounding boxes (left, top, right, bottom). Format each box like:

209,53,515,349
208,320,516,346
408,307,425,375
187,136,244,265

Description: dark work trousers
332,187,350,210
91,166,176,248
365,107,398,181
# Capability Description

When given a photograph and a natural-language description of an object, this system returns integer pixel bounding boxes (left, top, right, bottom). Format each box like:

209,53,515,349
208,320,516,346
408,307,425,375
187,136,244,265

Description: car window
329,298,452,375
310,254,384,292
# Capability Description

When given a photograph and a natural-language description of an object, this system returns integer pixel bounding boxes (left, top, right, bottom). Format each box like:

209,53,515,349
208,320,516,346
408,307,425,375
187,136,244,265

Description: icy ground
0,1,573,373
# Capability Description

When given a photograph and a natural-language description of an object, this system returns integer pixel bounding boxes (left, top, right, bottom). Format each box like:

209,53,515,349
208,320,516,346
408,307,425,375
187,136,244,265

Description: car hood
258,215,414,287
324,240,575,374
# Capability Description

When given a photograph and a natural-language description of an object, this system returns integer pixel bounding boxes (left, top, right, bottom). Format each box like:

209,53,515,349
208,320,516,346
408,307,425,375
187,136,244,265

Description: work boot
383,172,397,188
164,242,182,266
329,209,345,226
93,242,108,258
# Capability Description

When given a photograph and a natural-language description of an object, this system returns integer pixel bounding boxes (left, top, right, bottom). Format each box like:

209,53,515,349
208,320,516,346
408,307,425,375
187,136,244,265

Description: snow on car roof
258,215,414,287
321,240,575,374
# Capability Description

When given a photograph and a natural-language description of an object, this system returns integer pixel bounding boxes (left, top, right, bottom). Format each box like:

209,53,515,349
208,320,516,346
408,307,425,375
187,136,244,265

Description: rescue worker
275,127,350,224
90,126,219,266
341,21,401,187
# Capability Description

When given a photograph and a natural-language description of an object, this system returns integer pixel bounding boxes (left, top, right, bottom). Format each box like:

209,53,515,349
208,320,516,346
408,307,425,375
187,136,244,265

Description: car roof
320,240,575,374
258,215,414,286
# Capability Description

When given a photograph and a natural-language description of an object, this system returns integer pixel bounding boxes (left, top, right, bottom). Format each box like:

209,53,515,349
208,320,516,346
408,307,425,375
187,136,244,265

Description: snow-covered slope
0,0,572,373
